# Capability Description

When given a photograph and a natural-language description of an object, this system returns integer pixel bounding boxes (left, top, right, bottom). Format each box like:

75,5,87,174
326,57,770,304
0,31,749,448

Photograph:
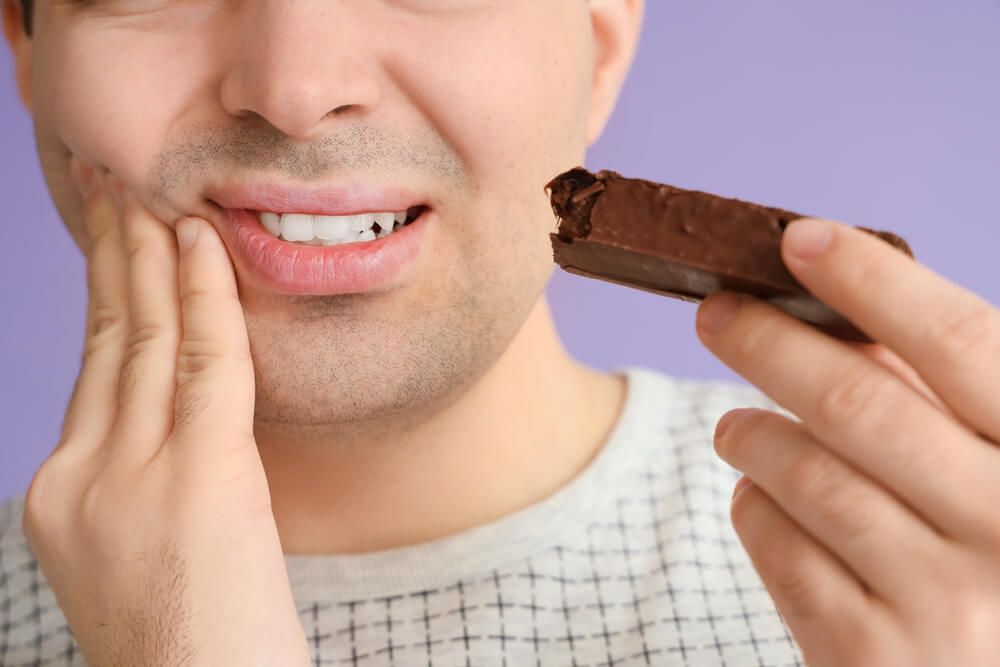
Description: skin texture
699,220,1000,665
3,0,641,555
18,174,316,665
11,2,1000,665
3,1,643,663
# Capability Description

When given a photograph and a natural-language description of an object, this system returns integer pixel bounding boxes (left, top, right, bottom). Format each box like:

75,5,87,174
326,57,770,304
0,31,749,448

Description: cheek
32,23,216,192
388,5,592,186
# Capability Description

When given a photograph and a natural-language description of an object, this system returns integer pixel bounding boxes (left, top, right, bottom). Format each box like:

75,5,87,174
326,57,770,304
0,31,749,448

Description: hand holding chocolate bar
547,167,912,342
550,168,1000,664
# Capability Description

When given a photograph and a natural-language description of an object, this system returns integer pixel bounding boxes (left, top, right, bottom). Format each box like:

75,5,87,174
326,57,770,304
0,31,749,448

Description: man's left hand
696,218,1000,666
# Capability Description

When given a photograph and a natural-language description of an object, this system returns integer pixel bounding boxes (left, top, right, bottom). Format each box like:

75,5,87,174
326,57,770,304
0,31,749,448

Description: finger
851,342,955,418
781,219,1000,443
170,218,255,447
58,163,127,452
730,482,893,666
716,408,942,603
112,182,182,454
696,293,1000,543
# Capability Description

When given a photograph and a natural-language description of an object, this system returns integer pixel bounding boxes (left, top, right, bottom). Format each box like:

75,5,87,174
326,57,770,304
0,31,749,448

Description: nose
218,2,381,141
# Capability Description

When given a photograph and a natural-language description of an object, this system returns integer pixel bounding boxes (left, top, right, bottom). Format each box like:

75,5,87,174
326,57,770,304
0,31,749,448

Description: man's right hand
20,159,311,666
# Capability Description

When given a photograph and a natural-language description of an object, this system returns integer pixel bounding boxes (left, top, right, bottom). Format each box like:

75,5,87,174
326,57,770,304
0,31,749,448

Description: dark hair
21,0,33,36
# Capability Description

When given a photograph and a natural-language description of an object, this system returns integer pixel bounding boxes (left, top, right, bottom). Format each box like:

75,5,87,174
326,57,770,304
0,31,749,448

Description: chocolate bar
547,168,912,342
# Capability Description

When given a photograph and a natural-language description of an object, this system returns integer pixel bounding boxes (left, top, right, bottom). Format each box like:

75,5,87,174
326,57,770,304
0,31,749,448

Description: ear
2,0,32,109
586,0,643,145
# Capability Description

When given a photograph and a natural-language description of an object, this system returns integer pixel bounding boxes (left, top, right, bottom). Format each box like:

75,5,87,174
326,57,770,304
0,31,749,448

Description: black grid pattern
0,370,805,666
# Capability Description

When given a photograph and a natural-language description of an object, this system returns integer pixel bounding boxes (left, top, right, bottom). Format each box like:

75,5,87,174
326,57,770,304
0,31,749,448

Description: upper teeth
259,210,409,245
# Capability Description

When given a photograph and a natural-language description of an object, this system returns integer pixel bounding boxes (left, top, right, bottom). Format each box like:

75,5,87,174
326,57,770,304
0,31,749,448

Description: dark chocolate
547,167,913,343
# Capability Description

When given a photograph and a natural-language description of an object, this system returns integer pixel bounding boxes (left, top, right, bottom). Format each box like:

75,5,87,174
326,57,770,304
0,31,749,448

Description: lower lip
219,209,429,295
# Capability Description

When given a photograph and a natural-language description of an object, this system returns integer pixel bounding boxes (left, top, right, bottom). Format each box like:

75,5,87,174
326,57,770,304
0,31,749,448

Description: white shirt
0,367,804,666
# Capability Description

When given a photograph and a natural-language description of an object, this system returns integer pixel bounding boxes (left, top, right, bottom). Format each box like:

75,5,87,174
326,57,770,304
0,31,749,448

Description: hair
21,0,33,36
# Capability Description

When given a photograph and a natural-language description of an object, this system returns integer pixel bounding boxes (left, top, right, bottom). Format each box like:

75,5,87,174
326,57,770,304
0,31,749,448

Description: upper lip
206,180,427,216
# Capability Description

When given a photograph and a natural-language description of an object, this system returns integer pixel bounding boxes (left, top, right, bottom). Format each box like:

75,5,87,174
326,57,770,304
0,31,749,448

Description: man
4,1,1000,665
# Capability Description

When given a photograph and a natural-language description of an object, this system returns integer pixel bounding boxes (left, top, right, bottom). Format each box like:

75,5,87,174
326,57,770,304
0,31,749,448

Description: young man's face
9,0,637,437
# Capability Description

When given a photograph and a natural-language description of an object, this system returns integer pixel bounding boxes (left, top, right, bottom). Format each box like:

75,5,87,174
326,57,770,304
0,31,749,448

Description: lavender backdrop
2,1,998,500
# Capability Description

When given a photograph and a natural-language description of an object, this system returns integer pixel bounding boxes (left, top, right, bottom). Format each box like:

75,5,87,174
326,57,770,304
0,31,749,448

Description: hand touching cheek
22,159,312,667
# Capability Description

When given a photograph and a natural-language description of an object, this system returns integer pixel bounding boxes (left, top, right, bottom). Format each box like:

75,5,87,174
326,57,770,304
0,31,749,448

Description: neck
256,296,626,555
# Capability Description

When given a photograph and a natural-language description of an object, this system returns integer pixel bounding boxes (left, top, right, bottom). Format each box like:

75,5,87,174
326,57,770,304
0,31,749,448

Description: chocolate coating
547,168,913,343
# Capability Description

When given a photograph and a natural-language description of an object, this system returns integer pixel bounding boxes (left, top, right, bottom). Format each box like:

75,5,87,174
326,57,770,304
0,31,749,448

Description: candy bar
548,168,912,342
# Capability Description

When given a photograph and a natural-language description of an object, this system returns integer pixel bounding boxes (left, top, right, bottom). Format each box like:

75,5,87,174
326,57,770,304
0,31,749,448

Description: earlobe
586,0,643,145
2,0,33,110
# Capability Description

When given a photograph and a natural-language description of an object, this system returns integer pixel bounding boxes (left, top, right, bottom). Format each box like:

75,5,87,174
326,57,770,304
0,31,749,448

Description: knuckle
731,311,782,361
924,303,999,363
117,323,175,395
816,363,891,425
182,283,238,310
773,565,819,623
176,338,227,377
785,449,841,501
125,322,171,358
125,233,159,266
85,304,126,348
752,527,821,622
22,461,66,543
176,335,252,378
787,452,878,543
818,488,879,544
173,386,211,429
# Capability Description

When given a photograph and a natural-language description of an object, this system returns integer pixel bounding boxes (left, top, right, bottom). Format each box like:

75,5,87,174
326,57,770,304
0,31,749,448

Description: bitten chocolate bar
547,168,912,342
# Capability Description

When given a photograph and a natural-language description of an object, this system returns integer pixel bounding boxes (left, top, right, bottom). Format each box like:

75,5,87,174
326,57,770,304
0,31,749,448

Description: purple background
2,2,999,500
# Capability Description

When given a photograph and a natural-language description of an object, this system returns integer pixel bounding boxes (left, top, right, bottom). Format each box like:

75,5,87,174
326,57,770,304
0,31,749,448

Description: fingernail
715,408,761,441
176,218,199,252
698,292,744,334
784,219,833,259
732,475,754,502
69,158,96,199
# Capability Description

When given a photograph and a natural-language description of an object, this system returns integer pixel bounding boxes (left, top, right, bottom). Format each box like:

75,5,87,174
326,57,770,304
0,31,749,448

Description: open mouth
249,205,427,247
201,186,431,294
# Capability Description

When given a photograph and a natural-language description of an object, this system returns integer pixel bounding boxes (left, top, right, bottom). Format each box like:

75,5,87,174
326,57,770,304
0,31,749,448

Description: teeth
350,214,376,232
260,212,281,236
279,213,314,241
313,215,349,240
259,210,411,245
